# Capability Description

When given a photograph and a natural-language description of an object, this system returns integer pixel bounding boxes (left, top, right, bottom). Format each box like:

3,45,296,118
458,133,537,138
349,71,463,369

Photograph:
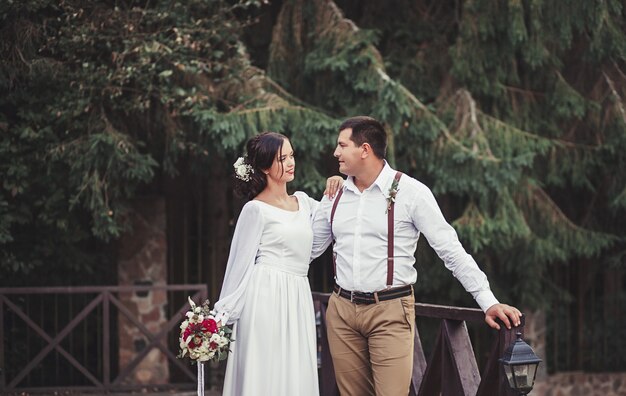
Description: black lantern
499,332,542,395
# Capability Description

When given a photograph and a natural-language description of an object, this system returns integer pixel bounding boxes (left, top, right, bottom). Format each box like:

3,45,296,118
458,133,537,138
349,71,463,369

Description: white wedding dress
214,191,320,396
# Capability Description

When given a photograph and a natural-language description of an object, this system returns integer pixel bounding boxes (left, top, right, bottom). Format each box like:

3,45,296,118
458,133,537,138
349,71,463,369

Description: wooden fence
0,285,207,393
1,287,525,394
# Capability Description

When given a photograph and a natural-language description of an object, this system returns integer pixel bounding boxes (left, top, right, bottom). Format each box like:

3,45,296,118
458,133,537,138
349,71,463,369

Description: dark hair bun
234,132,288,200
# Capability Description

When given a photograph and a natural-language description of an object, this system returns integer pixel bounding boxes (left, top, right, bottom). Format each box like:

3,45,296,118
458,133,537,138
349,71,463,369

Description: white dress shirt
311,162,499,312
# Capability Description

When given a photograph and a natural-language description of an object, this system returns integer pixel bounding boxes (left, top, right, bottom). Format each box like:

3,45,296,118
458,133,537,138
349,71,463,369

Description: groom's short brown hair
339,116,387,159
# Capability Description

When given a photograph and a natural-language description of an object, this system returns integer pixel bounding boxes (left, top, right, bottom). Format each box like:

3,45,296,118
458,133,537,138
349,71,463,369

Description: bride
214,132,341,396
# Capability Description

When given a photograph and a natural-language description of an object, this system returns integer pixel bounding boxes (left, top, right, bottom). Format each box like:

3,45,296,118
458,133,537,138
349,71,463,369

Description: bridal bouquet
178,297,232,363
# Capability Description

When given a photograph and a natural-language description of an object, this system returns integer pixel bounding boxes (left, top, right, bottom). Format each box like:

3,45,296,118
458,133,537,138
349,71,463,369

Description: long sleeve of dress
213,202,264,325
310,195,334,261
294,191,320,224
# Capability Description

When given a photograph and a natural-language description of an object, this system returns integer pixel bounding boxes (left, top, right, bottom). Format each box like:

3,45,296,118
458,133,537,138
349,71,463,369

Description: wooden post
0,295,5,389
409,327,427,395
103,291,110,387
442,319,480,395
313,293,339,396
498,315,526,396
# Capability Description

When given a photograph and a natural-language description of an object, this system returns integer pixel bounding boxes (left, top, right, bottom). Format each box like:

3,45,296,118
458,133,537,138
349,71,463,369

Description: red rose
202,318,218,334
183,323,206,348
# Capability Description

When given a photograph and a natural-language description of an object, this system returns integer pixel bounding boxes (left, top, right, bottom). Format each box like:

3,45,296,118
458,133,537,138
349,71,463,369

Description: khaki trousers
326,290,415,396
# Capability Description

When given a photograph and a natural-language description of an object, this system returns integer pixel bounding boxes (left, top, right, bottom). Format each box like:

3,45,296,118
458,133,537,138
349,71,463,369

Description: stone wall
117,197,169,385
533,372,626,396
523,311,626,395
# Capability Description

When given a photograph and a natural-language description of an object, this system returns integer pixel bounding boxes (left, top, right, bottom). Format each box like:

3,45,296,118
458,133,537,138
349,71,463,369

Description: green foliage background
1,0,625,371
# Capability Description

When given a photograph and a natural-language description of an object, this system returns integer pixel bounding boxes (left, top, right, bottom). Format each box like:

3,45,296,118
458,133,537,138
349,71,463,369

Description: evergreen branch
460,93,600,151
227,93,282,113
611,60,626,81
501,84,546,97
481,111,600,150
603,71,626,125
227,104,326,115
261,73,338,117
480,113,552,141
272,0,533,165
526,182,605,235
612,187,626,210
389,72,502,162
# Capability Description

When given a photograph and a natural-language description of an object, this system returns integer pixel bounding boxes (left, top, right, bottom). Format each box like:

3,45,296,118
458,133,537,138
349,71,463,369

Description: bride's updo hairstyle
234,132,289,200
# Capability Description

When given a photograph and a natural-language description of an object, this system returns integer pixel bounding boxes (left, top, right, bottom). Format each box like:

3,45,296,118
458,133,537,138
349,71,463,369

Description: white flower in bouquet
217,335,229,347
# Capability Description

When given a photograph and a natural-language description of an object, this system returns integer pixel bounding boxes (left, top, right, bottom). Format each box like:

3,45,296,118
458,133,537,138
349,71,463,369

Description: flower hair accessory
233,157,254,182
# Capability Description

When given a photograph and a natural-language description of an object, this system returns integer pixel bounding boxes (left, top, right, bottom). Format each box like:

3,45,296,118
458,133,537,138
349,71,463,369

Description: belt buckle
350,290,354,303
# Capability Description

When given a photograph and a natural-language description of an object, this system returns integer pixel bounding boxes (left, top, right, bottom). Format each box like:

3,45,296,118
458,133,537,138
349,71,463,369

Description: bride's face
265,138,295,184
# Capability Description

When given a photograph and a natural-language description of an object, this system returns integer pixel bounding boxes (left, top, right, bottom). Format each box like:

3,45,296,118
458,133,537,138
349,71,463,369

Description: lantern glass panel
512,363,537,393
503,364,515,388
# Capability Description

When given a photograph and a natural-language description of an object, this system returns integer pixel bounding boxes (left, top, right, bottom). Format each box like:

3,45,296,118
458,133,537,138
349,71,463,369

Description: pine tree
266,0,626,370
0,0,341,283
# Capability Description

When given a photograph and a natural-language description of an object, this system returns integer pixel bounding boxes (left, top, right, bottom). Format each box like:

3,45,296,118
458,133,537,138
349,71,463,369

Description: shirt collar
372,161,397,194
344,161,396,194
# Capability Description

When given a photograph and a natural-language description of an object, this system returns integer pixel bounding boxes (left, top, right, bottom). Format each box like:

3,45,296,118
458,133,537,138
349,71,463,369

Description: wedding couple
213,116,522,396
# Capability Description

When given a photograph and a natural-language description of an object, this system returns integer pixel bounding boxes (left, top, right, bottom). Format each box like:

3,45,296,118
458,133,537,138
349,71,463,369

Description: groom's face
334,128,363,176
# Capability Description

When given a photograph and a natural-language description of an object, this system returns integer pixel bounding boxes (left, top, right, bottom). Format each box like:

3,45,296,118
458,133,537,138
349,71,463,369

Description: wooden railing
0,285,207,393
2,287,523,394
313,292,524,396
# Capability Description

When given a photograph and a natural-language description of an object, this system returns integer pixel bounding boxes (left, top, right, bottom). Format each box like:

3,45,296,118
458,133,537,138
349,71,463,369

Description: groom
311,116,522,395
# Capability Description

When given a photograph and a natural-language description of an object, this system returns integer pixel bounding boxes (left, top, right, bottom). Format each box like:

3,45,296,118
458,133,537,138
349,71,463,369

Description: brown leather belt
333,284,413,305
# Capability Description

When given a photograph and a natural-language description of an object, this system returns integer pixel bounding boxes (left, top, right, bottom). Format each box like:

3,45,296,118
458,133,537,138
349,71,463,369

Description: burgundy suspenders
330,171,403,287
330,187,344,281
386,171,402,285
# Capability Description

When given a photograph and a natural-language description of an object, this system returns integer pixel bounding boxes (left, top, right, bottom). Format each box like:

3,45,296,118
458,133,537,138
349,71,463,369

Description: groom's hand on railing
485,303,523,330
